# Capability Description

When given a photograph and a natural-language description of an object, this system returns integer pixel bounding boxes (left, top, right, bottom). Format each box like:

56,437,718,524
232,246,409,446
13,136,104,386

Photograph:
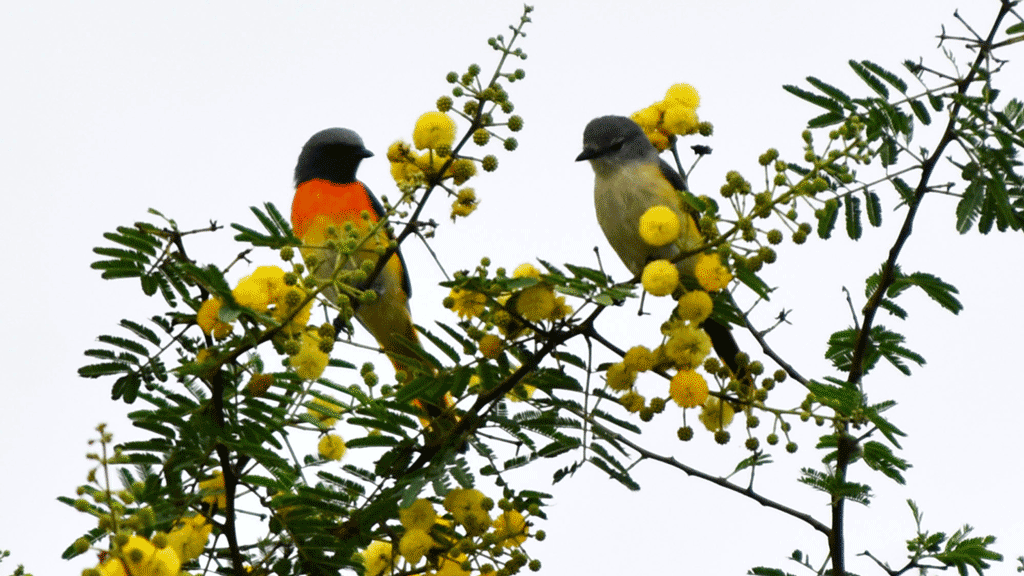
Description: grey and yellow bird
576,115,742,376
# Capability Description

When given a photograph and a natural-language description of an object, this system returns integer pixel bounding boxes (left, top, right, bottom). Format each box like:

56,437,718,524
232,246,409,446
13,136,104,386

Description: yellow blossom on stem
413,111,456,150
515,285,556,322
97,559,128,576
620,390,645,412
122,535,181,576
546,295,571,320
289,331,329,381
623,345,655,372
449,288,486,319
272,285,311,332
663,105,700,136
676,290,713,323
646,129,671,151
318,433,347,460
478,333,502,359
198,471,226,511
664,83,700,109
630,105,662,131
699,396,735,431
443,488,491,536
362,541,394,576
639,205,681,247
492,510,528,548
695,253,732,291
399,528,435,565
387,140,413,162
391,159,424,187
512,263,541,280
233,265,286,311
641,260,679,297
415,152,448,177
196,298,232,339
669,370,709,408
400,498,437,531
433,553,471,576
166,515,212,562
606,362,636,391
451,187,478,220
661,322,712,370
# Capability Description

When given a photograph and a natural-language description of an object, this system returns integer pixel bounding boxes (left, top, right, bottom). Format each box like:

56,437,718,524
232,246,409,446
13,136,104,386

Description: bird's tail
701,317,747,383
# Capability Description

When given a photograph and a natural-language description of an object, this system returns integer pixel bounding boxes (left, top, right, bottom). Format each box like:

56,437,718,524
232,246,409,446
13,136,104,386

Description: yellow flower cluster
631,83,702,151
641,259,679,297
659,320,712,370
638,205,681,247
196,265,312,339
359,489,533,576
198,470,226,511
669,370,709,408
694,253,733,291
510,263,571,324
121,535,180,576
165,515,212,563
289,329,329,381
318,433,347,460
388,112,479,194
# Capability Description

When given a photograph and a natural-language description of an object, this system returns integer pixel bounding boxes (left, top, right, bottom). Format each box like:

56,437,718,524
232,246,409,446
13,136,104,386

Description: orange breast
291,179,378,241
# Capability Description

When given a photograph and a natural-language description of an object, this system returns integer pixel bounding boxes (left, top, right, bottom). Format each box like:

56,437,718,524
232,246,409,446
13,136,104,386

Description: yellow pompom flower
493,510,528,548
198,470,226,511
307,396,343,427
515,285,556,322
97,558,128,576
387,140,413,162
196,298,232,339
318,433,347,460
695,253,733,291
664,83,700,109
548,295,573,321
434,553,471,576
233,266,286,311
443,488,491,536
447,158,478,185
662,322,712,369
391,159,425,187
699,396,735,431
478,334,502,359
413,111,457,150
122,535,181,576
639,205,681,247
606,362,636,391
362,541,394,576
623,345,655,372
400,499,437,532
415,151,449,177
620,390,645,413
289,331,329,381
641,260,679,297
512,263,541,280
166,514,212,562
399,528,435,565
630,105,662,131
449,287,486,319
662,105,700,136
669,370,709,408
676,290,714,323
645,129,671,152
451,187,478,220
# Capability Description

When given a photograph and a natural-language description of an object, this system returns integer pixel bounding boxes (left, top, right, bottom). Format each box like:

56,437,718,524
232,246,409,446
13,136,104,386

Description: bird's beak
575,148,597,162
360,148,375,158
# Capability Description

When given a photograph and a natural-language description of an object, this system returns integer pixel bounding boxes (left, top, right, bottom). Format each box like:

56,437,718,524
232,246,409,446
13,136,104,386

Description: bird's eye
606,139,625,153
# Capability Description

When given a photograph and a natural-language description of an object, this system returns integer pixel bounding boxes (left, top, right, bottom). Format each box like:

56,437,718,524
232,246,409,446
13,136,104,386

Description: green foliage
61,3,1024,576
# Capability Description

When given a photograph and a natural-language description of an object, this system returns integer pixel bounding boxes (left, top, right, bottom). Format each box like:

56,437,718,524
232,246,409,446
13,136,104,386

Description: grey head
575,115,657,175
295,127,374,185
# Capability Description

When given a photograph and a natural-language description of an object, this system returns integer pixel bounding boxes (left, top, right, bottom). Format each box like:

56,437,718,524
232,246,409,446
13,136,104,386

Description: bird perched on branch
576,115,743,377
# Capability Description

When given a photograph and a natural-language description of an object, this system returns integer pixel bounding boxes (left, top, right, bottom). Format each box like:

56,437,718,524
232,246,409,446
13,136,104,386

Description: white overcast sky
2,1,1023,575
